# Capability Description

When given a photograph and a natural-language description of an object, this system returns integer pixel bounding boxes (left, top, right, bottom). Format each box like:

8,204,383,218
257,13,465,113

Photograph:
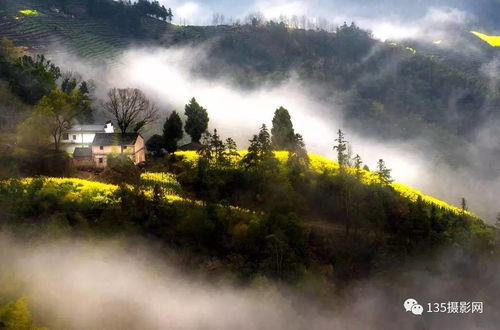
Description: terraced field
0,0,169,62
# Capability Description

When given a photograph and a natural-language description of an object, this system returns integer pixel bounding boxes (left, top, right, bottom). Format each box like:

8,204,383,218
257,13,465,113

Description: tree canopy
184,98,209,143
163,111,183,153
271,106,296,150
36,89,89,151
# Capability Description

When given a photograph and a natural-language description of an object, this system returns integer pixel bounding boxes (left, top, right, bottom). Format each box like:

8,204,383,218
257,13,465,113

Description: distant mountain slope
2,0,500,168
0,0,170,61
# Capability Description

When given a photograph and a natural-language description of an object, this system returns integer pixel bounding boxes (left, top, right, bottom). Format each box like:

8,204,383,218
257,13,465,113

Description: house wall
62,132,98,145
133,136,145,164
91,144,135,169
73,157,94,169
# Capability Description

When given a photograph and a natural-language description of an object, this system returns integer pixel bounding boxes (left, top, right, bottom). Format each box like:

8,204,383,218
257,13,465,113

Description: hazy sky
160,0,498,38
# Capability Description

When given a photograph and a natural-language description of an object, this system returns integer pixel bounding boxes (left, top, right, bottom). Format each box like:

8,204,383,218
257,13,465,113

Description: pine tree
224,137,239,160
184,97,209,143
243,124,275,167
163,111,183,153
353,154,363,179
461,197,468,215
376,159,393,185
244,134,260,167
211,129,225,165
271,107,296,150
199,131,214,162
258,124,272,154
198,129,227,166
287,133,309,169
333,129,349,169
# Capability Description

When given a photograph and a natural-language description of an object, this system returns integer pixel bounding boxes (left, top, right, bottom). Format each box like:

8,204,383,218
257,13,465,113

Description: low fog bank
1,233,499,330
0,234,330,330
51,45,499,220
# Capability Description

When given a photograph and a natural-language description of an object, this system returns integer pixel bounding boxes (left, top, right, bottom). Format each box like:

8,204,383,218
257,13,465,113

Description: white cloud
251,0,310,18
352,7,471,41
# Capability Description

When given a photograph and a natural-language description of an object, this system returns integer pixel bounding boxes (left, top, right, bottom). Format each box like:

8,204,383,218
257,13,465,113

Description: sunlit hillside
470,30,500,46
176,151,474,217
1,149,475,225
2,173,186,205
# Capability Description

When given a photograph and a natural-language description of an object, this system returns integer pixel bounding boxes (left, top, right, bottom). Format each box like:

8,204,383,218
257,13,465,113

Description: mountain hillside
2,0,499,165
1,2,500,329
0,0,169,60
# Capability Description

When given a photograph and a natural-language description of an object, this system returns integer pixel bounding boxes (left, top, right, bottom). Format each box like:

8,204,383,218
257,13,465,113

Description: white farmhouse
61,121,114,154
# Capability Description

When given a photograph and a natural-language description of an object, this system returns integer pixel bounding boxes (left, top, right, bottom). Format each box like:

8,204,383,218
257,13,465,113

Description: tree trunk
53,133,59,152
121,131,125,154
345,186,351,236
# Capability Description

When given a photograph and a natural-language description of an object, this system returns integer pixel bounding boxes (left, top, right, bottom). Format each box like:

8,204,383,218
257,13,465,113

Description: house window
63,133,69,140
73,135,77,140
98,158,103,164
99,146,103,150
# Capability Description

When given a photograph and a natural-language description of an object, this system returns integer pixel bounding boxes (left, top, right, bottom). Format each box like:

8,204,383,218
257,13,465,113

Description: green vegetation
0,3,499,325
0,0,496,161
1,86,491,287
271,107,297,151
0,297,47,330
184,98,209,143
0,39,96,179
0,0,136,61
163,111,183,153
0,147,492,284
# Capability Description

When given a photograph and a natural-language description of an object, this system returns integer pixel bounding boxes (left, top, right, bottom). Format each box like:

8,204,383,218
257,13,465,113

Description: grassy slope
177,151,474,217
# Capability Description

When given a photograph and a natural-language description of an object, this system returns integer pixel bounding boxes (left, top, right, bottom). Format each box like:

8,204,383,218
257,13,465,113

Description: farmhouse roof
73,147,92,158
92,133,140,146
68,124,106,132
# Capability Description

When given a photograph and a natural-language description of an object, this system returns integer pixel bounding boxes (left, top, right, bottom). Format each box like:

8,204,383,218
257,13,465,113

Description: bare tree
211,12,225,25
104,88,158,152
245,11,265,26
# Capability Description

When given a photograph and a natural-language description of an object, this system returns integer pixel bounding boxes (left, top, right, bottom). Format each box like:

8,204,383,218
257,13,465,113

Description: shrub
140,172,182,195
101,154,140,185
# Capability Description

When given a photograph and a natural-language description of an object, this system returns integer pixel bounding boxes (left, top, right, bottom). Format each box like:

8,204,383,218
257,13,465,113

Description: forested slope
2,0,498,166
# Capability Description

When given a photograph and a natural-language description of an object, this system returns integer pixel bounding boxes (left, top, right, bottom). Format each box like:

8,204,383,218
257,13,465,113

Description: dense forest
1,0,500,328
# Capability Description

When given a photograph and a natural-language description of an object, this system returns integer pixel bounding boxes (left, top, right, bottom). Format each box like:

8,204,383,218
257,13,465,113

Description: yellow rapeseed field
471,31,500,47
2,153,471,217
19,9,39,16
176,150,472,216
